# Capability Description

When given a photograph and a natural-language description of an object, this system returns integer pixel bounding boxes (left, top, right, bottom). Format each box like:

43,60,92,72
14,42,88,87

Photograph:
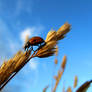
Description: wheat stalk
76,80,92,92
0,22,71,91
52,56,67,92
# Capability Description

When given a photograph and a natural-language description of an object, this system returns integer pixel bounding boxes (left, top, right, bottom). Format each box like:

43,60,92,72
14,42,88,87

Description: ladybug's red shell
24,36,45,50
28,36,45,46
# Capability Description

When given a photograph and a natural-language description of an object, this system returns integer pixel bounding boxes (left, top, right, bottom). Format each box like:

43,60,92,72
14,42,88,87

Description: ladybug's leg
32,47,35,52
30,46,33,50
27,48,28,52
30,46,35,52
39,44,41,47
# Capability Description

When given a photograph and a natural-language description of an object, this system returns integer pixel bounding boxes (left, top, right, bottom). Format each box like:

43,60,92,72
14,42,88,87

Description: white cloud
20,26,45,43
29,59,38,70
20,28,31,43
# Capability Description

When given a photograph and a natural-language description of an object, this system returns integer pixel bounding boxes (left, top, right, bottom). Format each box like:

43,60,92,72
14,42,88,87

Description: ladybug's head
24,41,30,50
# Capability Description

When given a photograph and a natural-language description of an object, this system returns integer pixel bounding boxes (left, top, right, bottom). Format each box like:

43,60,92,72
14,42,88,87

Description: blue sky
0,0,92,92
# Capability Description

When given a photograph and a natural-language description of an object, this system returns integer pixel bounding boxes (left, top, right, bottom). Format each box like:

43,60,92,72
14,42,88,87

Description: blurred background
0,0,92,92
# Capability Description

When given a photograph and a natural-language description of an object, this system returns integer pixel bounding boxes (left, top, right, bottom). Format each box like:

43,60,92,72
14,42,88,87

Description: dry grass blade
61,56,67,69
76,80,92,92
37,50,56,58
54,76,58,80
45,22,71,42
36,23,70,58
43,85,49,92
62,85,65,92
25,35,29,43
36,41,57,58
74,76,78,88
67,87,72,92
38,41,57,52
54,59,58,64
56,22,71,41
0,50,31,90
23,34,30,49
55,46,58,56
45,30,57,42
53,71,63,92
0,22,71,91
52,56,67,92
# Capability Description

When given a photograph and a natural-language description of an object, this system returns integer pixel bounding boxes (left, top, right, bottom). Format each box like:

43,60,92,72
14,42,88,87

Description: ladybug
24,36,46,51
